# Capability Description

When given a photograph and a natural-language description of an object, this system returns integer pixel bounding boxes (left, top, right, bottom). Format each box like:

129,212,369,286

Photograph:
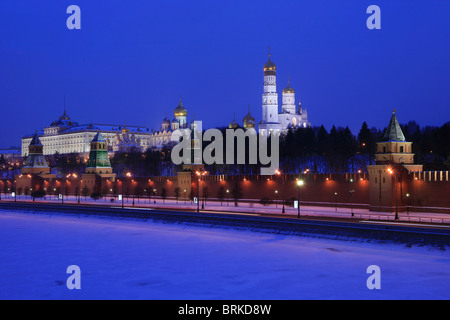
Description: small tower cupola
243,105,255,129
22,132,50,174
229,113,240,129
85,132,112,172
375,110,413,165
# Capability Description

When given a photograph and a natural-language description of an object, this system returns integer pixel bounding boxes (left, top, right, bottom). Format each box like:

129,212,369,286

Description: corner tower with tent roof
82,132,116,195
17,132,56,196
367,110,423,214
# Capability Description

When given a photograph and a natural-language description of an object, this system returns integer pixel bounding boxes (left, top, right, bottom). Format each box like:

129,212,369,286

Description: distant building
258,50,311,136
21,99,196,156
0,147,22,161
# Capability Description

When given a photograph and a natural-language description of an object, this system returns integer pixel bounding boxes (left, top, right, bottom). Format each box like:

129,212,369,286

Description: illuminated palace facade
21,100,191,156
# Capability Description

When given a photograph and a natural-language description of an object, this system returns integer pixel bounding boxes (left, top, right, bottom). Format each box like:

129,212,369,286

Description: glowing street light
334,192,338,212
296,180,304,219
388,168,399,220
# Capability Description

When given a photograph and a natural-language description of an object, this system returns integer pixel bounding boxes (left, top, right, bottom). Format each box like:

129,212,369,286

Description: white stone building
258,51,310,136
21,99,194,156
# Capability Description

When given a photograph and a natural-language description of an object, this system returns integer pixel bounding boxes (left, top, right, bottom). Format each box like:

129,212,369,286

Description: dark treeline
109,147,173,177
43,147,174,178
203,125,372,174
278,121,450,173
402,121,450,171
203,121,450,174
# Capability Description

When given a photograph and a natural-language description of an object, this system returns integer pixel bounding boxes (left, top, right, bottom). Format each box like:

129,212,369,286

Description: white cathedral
258,51,310,136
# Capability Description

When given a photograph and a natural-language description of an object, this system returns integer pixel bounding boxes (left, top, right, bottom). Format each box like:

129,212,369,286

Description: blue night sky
1,0,449,148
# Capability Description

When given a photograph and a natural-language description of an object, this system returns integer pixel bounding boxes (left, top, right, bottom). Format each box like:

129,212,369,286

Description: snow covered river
0,210,449,299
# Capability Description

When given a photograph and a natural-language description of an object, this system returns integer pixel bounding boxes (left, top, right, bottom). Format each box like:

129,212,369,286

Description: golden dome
122,125,130,134
243,105,255,128
59,109,70,121
283,80,295,93
263,49,276,75
229,113,239,129
174,99,187,117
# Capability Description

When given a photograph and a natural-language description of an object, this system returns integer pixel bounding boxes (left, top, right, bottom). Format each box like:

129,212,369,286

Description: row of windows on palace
21,132,172,156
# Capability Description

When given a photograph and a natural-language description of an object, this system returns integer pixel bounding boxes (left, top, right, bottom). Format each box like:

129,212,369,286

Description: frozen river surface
0,210,449,299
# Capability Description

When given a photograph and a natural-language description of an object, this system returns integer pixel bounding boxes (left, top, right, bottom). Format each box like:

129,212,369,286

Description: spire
263,47,276,72
30,131,42,146
382,109,406,142
229,112,239,129
92,131,106,142
174,97,187,118
283,76,295,93
243,104,255,128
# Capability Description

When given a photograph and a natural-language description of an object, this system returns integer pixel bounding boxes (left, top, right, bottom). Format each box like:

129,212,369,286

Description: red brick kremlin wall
1,171,449,212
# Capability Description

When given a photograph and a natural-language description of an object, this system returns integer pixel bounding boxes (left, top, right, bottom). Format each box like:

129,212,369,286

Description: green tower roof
91,131,106,143
30,132,43,146
382,110,406,142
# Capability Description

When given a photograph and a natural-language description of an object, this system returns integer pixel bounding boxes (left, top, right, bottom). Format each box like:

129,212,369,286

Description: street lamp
275,190,278,208
125,172,133,206
348,177,355,217
296,180,304,219
62,178,68,204
406,193,410,216
334,192,338,212
196,171,200,212
195,170,207,212
132,179,135,206
349,190,355,217
276,170,285,214
388,168,399,220
118,179,124,208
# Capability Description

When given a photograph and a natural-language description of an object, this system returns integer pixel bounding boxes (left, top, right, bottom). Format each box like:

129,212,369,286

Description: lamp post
125,172,132,207
276,170,285,214
196,171,200,213
334,192,338,212
348,178,354,217
296,180,304,219
195,170,207,212
132,180,135,206
61,179,65,204
406,193,410,216
349,190,355,217
226,189,229,206
388,168,399,220
275,190,278,208
70,173,80,204
118,180,124,209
